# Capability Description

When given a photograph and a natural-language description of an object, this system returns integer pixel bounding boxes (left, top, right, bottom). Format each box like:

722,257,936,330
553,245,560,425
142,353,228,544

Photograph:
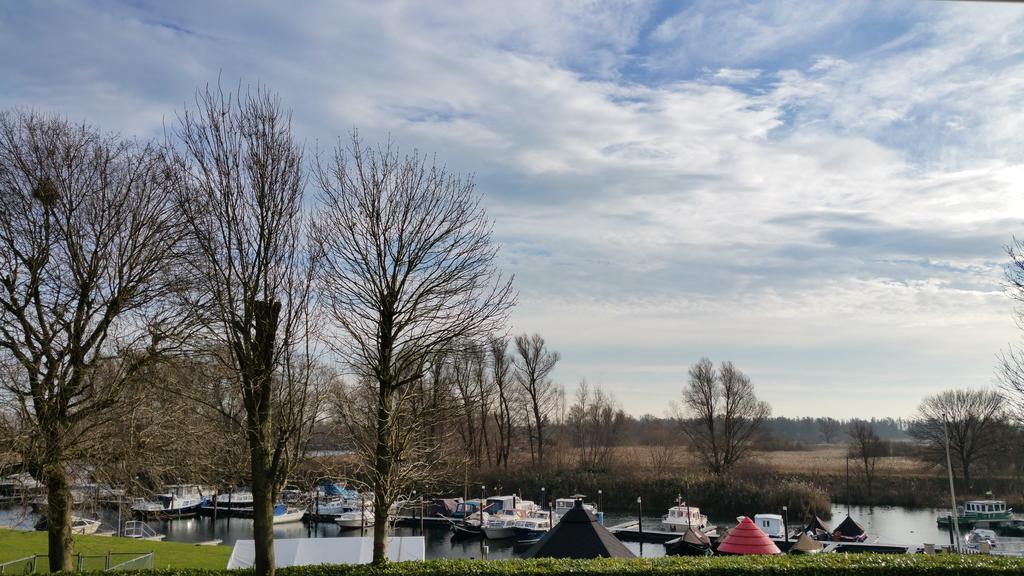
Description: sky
2,0,1023,419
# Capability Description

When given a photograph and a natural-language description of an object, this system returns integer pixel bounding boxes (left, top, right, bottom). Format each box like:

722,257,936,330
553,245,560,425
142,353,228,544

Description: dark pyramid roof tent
834,515,867,541
803,516,830,534
716,516,782,555
523,500,635,559
665,526,712,557
790,532,824,554
682,526,711,547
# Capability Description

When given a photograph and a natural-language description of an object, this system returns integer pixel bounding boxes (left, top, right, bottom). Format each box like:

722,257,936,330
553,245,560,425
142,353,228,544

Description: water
3,503,1022,558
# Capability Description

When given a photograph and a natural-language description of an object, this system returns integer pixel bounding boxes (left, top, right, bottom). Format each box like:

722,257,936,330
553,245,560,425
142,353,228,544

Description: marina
5,502,1024,559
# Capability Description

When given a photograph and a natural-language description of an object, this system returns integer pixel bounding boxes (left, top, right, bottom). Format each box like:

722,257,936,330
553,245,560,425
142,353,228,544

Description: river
3,503,1023,559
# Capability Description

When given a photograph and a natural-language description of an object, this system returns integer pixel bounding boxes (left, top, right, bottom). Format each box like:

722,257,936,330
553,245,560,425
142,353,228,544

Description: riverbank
0,529,231,570
473,444,1024,514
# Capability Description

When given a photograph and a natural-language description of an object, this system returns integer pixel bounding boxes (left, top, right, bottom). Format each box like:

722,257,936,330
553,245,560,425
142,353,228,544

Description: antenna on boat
942,413,961,553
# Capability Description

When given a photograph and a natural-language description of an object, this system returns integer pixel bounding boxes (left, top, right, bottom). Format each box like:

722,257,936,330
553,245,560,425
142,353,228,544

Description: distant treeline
760,416,911,443
310,414,909,453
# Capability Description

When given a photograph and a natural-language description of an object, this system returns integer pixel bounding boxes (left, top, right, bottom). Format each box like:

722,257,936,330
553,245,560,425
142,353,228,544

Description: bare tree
0,110,184,570
819,417,842,444
489,335,514,469
677,358,770,475
567,380,626,471
847,420,886,498
909,388,1004,486
166,84,319,576
512,333,560,467
312,134,515,563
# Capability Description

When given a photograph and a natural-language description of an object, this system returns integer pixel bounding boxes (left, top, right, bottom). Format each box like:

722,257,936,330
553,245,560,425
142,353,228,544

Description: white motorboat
482,509,522,539
965,528,998,549
71,516,102,535
131,484,207,518
272,503,305,524
33,515,102,535
481,495,538,539
512,509,557,543
661,503,709,532
334,506,374,529
214,487,254,509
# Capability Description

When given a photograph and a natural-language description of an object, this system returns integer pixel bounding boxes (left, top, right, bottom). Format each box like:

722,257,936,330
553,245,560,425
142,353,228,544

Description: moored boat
213,487,254,509
937,499,1013,527
34,515,102,535
513,509,556,544
272,503,305,524
753,513,785,538
662,503,709,532
832,515,868,542
131,485,207,518
965,528,998,549
334,505,374,529
665,525,712,556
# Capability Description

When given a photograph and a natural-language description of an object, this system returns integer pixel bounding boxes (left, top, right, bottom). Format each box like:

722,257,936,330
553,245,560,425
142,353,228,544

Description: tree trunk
44,463,74,572
372,383,394,564
250,465,275,576
531,396,544,466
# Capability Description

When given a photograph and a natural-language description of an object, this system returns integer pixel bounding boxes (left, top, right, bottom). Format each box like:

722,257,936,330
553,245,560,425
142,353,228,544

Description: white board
227,536,425,569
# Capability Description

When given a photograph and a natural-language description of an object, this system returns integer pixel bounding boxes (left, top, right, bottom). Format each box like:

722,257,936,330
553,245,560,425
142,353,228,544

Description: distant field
0,528,231,571
755,446,926,476
516,444,930,478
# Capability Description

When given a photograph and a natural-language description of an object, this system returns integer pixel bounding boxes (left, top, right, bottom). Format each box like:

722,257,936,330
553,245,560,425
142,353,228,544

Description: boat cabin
555,496,591,515
962,500,1009,517
453,499,483,519
665,505,704,525
753,513,785,538
487,495,518,513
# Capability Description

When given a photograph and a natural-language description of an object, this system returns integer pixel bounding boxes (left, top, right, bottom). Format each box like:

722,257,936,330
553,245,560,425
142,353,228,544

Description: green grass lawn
0,528,231,571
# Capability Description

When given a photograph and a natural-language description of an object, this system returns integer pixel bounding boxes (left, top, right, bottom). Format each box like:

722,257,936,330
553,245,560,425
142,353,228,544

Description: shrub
81,554,1024,576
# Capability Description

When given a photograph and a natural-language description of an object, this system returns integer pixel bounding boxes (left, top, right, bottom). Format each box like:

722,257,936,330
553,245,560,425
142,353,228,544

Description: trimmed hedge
80,554,1024,576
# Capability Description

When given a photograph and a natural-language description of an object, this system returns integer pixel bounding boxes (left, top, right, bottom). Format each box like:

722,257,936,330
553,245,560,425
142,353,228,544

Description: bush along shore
70,555,1024,576
479,465,1024,515
478,469,833,519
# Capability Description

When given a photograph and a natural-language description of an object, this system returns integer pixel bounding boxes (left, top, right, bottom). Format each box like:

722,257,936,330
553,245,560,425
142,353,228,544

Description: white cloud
1,0,1022,417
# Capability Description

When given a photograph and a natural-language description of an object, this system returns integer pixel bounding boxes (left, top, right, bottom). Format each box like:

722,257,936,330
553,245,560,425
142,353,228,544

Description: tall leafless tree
909,388,1004,486
166,84,319,576
567,380,626,471
677,358,770,475
847,420,886,498
512,333,560,467
489,335,514,469
0,110,185,570
312,134,515,563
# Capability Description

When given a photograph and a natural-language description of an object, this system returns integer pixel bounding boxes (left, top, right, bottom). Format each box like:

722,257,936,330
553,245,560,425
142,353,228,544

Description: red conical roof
717,516,782,555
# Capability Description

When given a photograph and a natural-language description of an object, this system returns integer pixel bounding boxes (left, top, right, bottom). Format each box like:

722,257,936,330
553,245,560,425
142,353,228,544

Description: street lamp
782,505,789,543
597,489,602,511
541,487,545,507
637,496,644,557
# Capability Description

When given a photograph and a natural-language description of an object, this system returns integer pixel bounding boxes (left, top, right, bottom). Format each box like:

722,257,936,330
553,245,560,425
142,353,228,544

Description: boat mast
845,456,850,516
942,413,961,552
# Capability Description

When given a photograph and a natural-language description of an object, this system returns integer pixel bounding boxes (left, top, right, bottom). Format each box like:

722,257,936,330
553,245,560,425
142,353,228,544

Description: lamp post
597,489,602,512
541,487,545,508
637,496,643,557
782,505,789,544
